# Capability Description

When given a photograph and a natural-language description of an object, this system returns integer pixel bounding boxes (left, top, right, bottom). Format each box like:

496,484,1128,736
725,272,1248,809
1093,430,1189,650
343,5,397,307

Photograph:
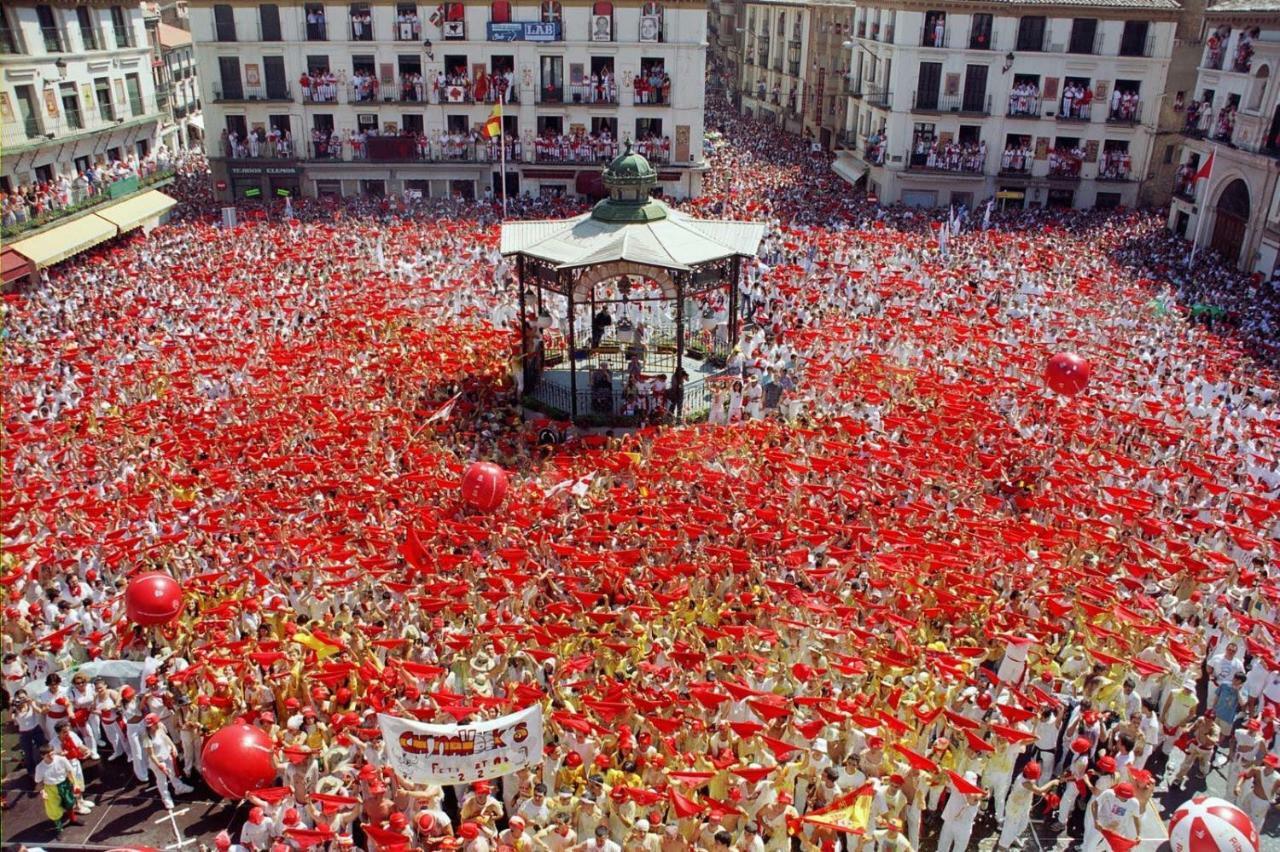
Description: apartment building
1,1,166,191
739,0,812,134
841,0,1181,209
1168,1,1280,272
189,0,708,201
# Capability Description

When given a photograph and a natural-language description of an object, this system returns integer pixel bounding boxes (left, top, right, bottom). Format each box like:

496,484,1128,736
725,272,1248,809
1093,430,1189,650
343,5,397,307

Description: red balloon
1044,352,1091,396
124,572,183,626
461,461,509,511
201,723,277,799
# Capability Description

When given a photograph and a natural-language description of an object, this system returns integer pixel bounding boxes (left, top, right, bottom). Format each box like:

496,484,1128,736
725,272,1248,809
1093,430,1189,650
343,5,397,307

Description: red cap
1113,783,1135,800
144,713,160,727
1070,737,1091,754
390,812,408,829
1096,755,1116,773
418,812,437,832
1022,762,1042,780
460,822,480,839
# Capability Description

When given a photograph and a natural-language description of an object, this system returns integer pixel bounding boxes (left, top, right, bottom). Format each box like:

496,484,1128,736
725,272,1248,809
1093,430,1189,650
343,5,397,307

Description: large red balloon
124,572,184,626
461,461,510,511
201,723,277,799
1044,352,1091,396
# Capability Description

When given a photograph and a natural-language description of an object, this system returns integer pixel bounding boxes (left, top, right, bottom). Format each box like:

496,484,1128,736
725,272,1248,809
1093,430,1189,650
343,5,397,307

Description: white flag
425,392,462,424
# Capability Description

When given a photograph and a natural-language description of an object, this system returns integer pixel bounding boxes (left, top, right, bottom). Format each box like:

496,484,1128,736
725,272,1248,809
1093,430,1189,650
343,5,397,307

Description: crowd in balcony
351,69,382,102
1205,25,1229,70
1215,103,1238,143
396,7,423,39
865,129,886,164
1234,26,1259,73
1098,147,1133,180
1,146,184,232
911,136,986,173
298,68,340,103
1060,81,1094,120
1174,161,1198,198
222,127,296,159
534,130,621,163
1000,140,1033,173
634,63,671,104
1108,89,1140,122
569,67,617,104
1048,144,1085,178
1183,98,1212,135
1007,81,1041,117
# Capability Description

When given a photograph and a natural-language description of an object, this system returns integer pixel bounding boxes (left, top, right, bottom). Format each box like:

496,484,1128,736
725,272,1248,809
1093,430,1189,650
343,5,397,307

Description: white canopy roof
500,205,765,272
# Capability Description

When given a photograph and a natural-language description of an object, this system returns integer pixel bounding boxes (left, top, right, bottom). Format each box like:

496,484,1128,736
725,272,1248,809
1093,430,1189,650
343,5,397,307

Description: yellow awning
95,190,178,233
996,190,1026,200
8,214,118,268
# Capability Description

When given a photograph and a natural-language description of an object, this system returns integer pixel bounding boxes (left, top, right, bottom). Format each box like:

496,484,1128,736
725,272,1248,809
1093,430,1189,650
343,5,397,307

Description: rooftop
1205,0,1280,12
158,22,192,49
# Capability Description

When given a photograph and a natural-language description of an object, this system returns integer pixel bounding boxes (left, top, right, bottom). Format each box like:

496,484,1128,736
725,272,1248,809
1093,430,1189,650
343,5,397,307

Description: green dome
591,141,667,223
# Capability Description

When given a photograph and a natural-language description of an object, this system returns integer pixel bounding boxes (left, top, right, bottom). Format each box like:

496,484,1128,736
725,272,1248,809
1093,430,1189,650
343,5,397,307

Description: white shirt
34,754,74,785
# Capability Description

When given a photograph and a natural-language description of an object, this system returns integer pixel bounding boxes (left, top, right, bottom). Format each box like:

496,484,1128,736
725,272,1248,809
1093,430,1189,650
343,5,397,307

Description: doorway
1210,179,1250,265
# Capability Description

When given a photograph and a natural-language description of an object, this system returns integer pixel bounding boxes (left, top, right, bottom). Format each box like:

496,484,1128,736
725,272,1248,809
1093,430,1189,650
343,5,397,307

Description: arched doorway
1210,178,1250,265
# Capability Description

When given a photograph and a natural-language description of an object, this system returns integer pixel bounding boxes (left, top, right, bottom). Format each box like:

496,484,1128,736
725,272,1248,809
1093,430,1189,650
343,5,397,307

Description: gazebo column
565,271,577,419
675,271,685,419
729,256,741,350
517,255,527,371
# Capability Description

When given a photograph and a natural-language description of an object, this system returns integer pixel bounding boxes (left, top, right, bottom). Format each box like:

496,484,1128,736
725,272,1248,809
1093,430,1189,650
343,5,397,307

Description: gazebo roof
501,145,765,272
500,207,766,271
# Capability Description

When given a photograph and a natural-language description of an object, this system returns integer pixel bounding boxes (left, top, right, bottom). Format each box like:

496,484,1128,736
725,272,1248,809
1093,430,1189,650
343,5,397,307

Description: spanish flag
483,102,503,139
802,783,875,834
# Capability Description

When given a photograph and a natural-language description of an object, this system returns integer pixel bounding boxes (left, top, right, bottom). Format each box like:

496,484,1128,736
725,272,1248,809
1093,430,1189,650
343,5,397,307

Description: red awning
1,247,34,285
575,171,607,199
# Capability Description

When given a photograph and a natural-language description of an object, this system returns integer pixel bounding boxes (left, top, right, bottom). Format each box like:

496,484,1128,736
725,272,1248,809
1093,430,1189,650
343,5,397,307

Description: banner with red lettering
378,705,543,784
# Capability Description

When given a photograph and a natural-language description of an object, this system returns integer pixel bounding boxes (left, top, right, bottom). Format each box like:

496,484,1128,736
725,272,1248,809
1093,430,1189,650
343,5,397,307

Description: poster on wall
44,86,59,116
81,83,95,109
0,92,12,121
1034,136,1050,160
639,14,660,42
245,63,261,87
591,14,612,41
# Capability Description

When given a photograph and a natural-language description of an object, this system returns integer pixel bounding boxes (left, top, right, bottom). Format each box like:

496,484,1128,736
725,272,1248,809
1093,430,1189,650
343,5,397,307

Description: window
110,5,132,45
962,65,988,113
537,115,563,135
403,113,424,134
922,11,945,47
1060,76,1091,119
1001,133,1032,172
350,3,372,40
264,56,288,98
214,4,236,41
591,0,612,42
915,61,941,110
1163,143,1175,164
60,82,82,129
260,4,282,40
15,85,40,136
491,0,511,22
1068,18,1096,54
968,13,991,49
305,3,328,39
77,7,99,50
446,114,469,134
95,77,114,120
636,117,663,138
1008,74,1040,116
1119,21,1148,57
541,0,562,24
1016,16,1045,52
398,54,423,100
540,55,563,102
397,3,422,38
125,72,144,115
37,6,63,52
218,56,243,100
1100,140,1131,180
0,9,21,53
1110,80,1141,122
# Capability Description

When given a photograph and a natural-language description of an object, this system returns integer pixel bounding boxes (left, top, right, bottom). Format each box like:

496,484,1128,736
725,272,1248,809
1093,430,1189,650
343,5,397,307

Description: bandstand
501,144,764,425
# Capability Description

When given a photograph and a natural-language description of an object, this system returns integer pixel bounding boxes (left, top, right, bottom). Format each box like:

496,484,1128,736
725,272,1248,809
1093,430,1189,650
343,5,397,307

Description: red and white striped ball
1168,796,1260,852
461,461,509,512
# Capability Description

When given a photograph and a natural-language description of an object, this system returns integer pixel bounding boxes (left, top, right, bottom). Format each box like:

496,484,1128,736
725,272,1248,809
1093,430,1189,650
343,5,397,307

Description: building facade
1168,1,1280,273
800,0,854,148
840,0,1180,209
1,1,166,192
189,0,708,202
739,0,812,134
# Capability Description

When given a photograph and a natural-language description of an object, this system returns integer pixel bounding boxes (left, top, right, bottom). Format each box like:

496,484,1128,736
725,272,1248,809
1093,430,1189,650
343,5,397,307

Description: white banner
378,705,543,784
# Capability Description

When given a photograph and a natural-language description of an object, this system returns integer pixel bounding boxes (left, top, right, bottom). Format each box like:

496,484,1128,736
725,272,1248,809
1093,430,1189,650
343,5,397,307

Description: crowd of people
1,145,185,234
2,51,1280,852
908,137,986,174
1059,82,1094,121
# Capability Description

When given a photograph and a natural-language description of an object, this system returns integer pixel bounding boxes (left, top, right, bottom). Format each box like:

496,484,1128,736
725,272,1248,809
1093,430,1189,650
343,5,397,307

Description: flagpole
1189,145,1217,265
499,100,508,220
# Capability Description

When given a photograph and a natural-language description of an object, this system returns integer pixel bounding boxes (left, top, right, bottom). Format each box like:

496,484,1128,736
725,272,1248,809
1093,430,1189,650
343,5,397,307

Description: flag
946,770,985,797
983,198,993,230
803,782,874,834
1099,828,1140,852
483,102,503,139
425,391,462,424
545,471,595,500
1192,149,1214,184
668,787,703,818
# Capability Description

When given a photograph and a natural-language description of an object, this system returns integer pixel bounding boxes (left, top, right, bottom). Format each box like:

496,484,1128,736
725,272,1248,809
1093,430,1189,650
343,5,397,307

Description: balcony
1,167,176,240
920,26,949,49
223,140,299,159
866,87,892,108
1007,95,1042,118
42,26,64,52
63,107,86,131
967,29,995,50
1047,163,1081,182
1106,98,1141,125
628,88,668,106
788,62,800,76
1097,168,1133,182
114,24,134,47
306,138,512,164
998,163,1032,177
1055,99,1093,122
301,83,340,104
912,92,991,115
350,79,396,103
305,20,329,40
128,97,146,116
16,115,41,139
213,83,293,103
904,147,986,175
1117,34,1155,58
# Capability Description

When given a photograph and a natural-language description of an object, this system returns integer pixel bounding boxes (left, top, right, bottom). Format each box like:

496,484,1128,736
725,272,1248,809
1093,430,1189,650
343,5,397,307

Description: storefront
227,164,304,200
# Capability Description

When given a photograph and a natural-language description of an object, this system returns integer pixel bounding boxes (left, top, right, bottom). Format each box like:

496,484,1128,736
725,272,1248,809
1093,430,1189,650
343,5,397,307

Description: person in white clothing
996,761,1059,850
1087,782,1140,852
937,772,984,852
143,713,194,809
1233,753,1280,829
